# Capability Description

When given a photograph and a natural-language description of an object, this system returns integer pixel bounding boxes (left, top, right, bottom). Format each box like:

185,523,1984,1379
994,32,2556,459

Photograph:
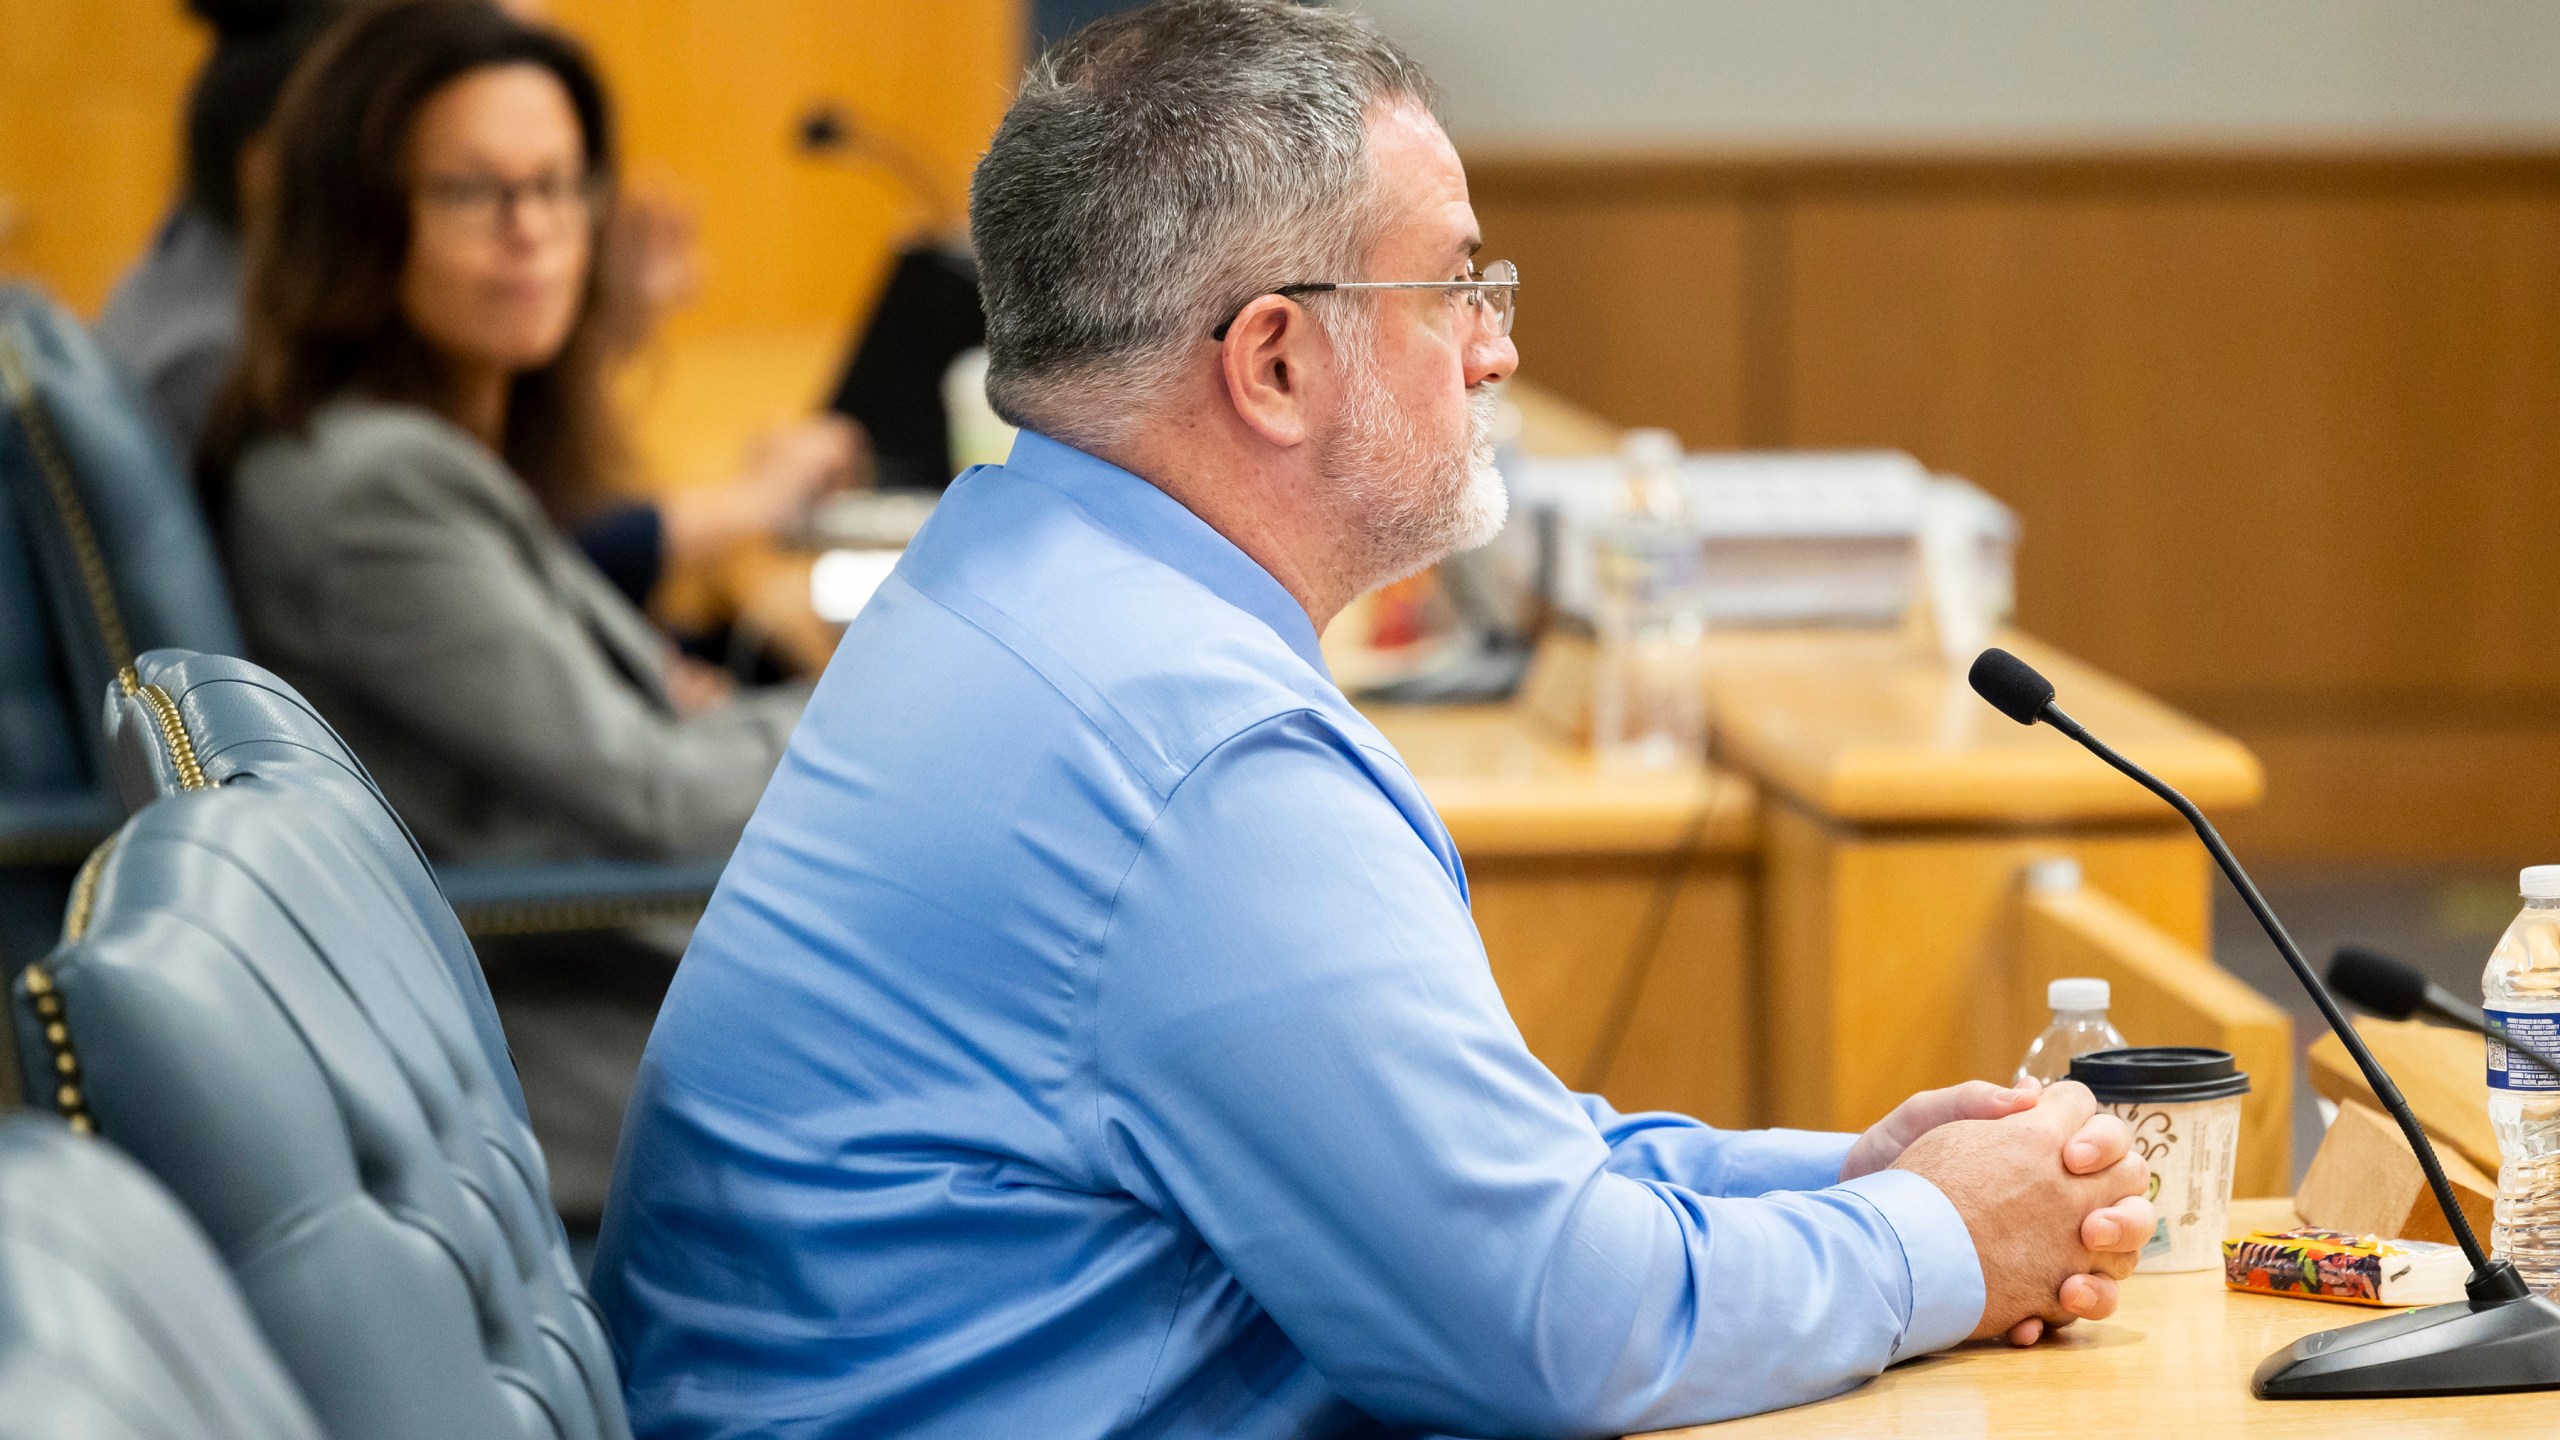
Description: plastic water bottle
1590,429,1709,770
2015,977,2128,1086
2486,866,2560,1290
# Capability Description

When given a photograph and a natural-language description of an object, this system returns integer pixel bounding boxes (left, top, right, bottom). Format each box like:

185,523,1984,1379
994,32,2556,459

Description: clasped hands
1841,1079,2154,1347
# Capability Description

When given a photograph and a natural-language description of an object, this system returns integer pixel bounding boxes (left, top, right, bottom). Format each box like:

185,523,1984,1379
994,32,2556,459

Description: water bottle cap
2523,866,2560,900
2048,977,2109,1012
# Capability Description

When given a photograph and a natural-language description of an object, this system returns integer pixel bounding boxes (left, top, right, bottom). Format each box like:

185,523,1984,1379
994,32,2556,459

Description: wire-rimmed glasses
1210,258,1519,341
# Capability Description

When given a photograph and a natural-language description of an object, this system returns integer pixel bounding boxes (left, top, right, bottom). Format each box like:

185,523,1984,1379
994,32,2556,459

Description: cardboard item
2305,1022,2496,1175
2295,1098,2497,1247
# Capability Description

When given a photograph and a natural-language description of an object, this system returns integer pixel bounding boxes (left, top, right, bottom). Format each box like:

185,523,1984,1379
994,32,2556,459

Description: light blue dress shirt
591,431,1985,1439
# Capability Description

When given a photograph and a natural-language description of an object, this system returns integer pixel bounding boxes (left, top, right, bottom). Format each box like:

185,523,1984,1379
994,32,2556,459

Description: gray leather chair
108,647,528,1121
16,779,631,1440
0,1113,324,1440
0,285,208,999
0,285,242,734
0,449,98,851
0,469,104,1095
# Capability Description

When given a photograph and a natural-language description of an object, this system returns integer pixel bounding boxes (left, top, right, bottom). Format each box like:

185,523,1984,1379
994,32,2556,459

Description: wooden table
616,324,845,656
1705,629,2263,827
1492,383,2289,1173
1641,1197,2560,1438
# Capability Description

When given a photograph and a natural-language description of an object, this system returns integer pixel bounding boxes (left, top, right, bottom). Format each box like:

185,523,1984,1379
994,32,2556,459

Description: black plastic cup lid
2066,1046,2250,1104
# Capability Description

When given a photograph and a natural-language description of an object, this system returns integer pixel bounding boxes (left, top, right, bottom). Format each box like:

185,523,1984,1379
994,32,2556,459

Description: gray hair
970,0,1439,449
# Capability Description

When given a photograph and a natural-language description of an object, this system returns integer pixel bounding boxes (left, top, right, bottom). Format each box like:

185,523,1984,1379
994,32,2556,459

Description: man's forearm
1577,1092,1859,1197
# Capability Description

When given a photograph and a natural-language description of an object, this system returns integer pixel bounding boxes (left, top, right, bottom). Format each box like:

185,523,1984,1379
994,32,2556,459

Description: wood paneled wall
1472,148,2560,864
0,2,204,314
0,0,1020,338
548,0,1020,340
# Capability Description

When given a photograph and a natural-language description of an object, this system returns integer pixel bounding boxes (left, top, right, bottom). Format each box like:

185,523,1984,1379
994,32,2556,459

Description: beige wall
1359,0,2560,146
0,2,204,315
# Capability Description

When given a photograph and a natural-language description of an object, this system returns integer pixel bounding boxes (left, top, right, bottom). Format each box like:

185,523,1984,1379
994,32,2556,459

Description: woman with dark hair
200,0,807,862
104,0,859,618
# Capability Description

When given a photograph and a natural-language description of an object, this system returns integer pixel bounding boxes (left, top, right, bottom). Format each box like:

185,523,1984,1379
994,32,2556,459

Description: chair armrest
434,856,730,936
0,790,121,865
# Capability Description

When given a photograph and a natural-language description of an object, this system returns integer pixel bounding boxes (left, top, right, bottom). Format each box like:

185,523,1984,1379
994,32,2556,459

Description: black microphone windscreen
1968,647,2056,726
2328,944,2431,1021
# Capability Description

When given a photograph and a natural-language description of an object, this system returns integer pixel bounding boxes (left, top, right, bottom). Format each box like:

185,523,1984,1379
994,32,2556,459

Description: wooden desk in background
1362,706,1760,1127
1634,1196,2558,1438
618,325,845,657
1700,628,2293,1194
2308,1018,2497,1177
1509,372,2286,1181
635,331,2291,1184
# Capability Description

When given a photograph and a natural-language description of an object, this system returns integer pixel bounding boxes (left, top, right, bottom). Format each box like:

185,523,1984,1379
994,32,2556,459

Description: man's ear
1218,295,1321,450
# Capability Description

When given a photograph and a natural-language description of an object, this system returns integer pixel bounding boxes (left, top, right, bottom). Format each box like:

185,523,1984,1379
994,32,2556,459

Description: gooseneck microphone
1968,647,2560,1400
1967,651,2501,1280
2329,943,2560,1088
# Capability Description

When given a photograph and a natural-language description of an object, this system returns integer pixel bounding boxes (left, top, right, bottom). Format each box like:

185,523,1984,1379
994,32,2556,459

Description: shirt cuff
1836,1168,1986,1361
1725,1128,1860,1194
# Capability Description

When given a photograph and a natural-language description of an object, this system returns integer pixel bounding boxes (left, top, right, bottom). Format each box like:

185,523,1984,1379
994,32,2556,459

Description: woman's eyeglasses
414,170,605,237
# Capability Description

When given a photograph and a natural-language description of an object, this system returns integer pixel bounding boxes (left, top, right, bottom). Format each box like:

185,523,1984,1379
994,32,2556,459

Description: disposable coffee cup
2065,1047,2250,1273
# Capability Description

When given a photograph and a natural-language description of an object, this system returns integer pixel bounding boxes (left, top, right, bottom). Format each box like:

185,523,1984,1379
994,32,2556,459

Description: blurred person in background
101,0,860,619
99,0,345,451
198,0,811,862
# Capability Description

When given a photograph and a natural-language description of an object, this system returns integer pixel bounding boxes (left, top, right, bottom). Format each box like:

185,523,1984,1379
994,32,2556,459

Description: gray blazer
228,399,804,862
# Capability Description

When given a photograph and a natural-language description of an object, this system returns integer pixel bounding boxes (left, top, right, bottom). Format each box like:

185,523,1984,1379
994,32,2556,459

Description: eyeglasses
414,170,604,237
1210,258,1518,341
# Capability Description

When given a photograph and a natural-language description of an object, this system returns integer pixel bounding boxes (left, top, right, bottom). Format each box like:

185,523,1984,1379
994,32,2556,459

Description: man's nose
1468,332,1518,389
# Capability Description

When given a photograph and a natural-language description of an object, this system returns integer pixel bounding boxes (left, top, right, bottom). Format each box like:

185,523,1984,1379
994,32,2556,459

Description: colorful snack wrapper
2222,1228,2465,1308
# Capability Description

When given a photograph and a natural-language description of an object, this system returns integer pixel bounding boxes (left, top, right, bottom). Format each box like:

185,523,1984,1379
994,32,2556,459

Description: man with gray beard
591,4,2154,1436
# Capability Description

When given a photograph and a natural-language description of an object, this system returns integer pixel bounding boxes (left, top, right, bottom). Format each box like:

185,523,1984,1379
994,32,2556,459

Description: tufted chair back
105,647,525,1120
0,463,82,804
0,286,154,986
0,286,240,774
0,282,238,989
15,780,630,1440
0,473,98,997
0,1113,324,1440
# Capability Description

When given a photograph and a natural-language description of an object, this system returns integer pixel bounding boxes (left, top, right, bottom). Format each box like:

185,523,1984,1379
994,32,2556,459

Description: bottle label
2486,1009,2560,1092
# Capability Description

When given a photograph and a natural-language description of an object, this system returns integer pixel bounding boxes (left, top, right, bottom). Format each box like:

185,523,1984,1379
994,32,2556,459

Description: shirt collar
1002,429,1332,681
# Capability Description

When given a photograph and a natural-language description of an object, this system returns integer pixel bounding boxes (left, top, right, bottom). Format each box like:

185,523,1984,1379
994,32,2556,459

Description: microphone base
2254,1291,2560,1399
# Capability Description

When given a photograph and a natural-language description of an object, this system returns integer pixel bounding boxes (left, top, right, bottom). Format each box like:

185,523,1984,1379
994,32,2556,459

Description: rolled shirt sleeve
1091,711,1987,1436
